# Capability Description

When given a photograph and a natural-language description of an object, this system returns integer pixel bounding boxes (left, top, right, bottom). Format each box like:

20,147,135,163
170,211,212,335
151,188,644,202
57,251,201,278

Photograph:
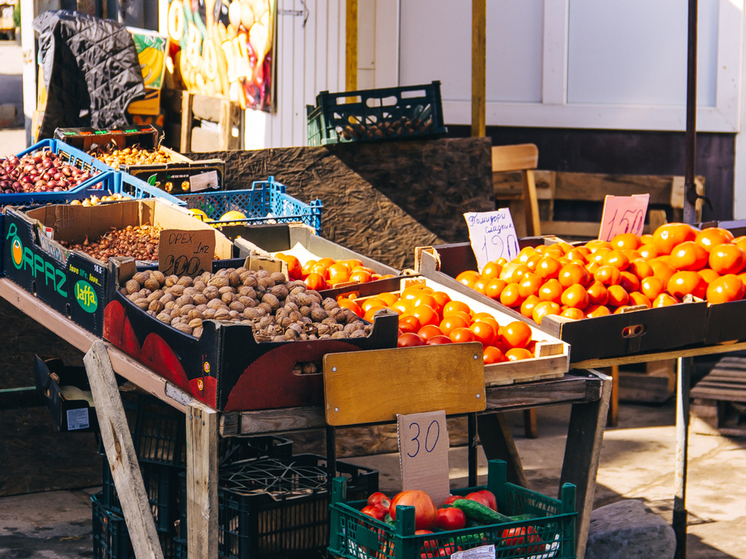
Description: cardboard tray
2,199,233,337
103,257,399,412
233,223,400,295
416,242,709,364
34,356,98,432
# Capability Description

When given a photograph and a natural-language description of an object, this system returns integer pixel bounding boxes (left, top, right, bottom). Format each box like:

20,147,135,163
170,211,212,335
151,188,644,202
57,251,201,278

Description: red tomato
437,542,463,557
435,507,466,530
398,332,425,347
367,492,391,510
427,335,453,345
502,526,541,554
441,495,461,506
478,489,498,511
465,492,491,508
361,504,387,521
416,530,438,559
390,490,438,531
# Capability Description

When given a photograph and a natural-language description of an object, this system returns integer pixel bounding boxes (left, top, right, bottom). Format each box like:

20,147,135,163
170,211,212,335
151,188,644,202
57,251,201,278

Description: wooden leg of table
606,366,619,427
523,409,538,438
84,341,165,559
477,412,529,488
559,370,612,559
187,402,218,559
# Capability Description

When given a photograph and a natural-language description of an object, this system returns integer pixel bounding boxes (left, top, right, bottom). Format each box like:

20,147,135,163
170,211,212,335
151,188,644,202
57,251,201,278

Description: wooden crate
161,89,243,153
493,170,706,238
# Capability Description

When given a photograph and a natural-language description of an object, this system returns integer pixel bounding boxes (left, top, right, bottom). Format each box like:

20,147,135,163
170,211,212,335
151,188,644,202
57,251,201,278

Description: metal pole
683,0,698,224
674,357,692,559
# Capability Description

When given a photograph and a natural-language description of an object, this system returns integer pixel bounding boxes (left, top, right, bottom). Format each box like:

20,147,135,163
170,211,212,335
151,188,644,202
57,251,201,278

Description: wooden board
323,343,486,426
484,341,567,386
186,402,218,559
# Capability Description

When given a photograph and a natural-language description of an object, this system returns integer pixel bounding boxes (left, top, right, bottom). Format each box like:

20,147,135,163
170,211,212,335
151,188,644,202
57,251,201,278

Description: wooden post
471,0,486,137
607,366,619,427
477,413,529,488
84,341,164,559
186,401,219,559
346,0,358,92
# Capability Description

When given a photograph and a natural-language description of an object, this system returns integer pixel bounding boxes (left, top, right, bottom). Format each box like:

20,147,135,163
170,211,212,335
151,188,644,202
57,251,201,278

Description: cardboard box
34,356,98,432
3,199,233,337
416,241,709,364
103,257,399,411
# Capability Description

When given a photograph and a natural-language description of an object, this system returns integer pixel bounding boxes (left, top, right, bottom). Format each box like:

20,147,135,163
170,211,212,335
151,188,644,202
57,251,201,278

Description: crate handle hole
367,95,397,108
401,90,426,99
622,324,646,338
32,281,37,297
66,303,71,319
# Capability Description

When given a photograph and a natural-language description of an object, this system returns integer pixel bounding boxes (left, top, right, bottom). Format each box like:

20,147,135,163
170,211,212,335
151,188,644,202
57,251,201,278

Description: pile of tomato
274,252,394,290
456,224,746,325
337,282,542,364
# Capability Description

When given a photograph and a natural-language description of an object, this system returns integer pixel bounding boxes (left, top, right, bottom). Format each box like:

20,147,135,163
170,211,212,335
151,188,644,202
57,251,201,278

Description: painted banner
165,0,275,112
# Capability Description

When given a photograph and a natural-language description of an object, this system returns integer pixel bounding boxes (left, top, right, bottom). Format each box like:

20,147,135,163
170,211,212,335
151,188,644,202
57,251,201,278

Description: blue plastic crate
115,172,186,207
176,176,322,234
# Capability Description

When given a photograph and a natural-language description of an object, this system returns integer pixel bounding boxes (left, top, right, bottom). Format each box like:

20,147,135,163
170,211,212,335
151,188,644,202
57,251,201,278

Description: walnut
177,276,193,287
151,270,166,285
229,301,245,313
173,322,193,335
290,285,307,296
228,271,241,287
165,275,179,287
193,327,203,338
132,272,149,285
134,298,149,310
156,312,171,324
261,293,280,311
203,308,217,319
188,309,204,321
204,286,220,300
189,318,203,329
125,279,140,295
214,308,230,320
148,300,164,313
257,276,275,289
164,301,176,310
238,285,256,298
176,294,194,307
221,292,235,305
193,280,206,292
270,271,287,284
169,284,185,297
299,306,312,318
238,296,255,308
209,276,229,288
310,307,328,322
241,274,258,288
271,284,289,300
192,293,208,306
144,278,160,292
207,298,223,310
147,290,164,302
183,286,198,297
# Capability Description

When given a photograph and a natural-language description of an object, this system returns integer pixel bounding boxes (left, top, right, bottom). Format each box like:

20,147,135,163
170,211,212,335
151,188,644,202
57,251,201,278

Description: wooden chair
491,144,541,438
491,143,541,237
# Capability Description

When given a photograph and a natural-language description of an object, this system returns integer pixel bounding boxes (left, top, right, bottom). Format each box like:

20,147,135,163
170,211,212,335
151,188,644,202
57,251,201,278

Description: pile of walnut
121,266,372,342
61,224,161,263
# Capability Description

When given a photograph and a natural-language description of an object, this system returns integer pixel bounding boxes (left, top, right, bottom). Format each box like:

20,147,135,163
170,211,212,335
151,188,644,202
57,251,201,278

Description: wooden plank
607,366,619,427
484,342,567,386
484,373,602,411
553,172,676,204
222,406,327,436
471,0,486,137
477,412,529,487
191,94,225,123
345,0,357,91
523,169,541,236
690,387,746,402
560,369,612,559
540,221,603,238
491,144,539,173
186,402,218,559
323,343,486,426
180,91,193,153
523,409,538,439
84,341,164,559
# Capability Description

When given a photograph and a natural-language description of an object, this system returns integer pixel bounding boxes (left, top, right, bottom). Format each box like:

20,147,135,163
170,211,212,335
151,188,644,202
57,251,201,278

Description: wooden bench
691,356,746,432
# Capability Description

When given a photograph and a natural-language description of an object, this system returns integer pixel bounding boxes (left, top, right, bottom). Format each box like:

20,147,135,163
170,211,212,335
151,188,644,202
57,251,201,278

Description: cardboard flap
414,247,441,274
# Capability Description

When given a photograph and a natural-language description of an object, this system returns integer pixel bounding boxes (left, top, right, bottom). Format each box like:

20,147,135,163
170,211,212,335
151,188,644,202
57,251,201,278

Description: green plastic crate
329,460,577,559
306,81,446,146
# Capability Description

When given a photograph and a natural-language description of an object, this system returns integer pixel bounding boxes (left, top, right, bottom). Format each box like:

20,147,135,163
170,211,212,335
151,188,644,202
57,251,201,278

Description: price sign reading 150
598,194,650,242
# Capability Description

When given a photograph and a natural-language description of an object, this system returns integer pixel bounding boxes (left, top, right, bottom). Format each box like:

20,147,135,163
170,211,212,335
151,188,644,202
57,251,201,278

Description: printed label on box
190,170,220,192
452,545,495,559
464,209,520,273
66,408,90,430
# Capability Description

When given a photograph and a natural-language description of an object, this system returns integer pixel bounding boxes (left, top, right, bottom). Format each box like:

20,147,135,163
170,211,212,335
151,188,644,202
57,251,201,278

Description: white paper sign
598,194,650,242
397,410,451,507
464,209,520,273
452,545,496,559
66,408,90,431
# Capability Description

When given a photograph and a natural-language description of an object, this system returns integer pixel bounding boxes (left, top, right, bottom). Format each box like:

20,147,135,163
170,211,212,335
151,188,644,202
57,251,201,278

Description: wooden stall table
0,277,610,559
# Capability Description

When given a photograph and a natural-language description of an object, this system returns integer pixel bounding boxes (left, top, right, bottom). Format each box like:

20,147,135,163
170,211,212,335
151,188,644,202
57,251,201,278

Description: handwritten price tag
598,194,650,242
397,410,450,507
159,229,215,277
464,209,520,273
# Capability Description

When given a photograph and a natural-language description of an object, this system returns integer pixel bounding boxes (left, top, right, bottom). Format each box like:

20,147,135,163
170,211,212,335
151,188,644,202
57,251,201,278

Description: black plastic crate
178,454,378,559
91,492,177,559
306,81,446,146
120,391,186,466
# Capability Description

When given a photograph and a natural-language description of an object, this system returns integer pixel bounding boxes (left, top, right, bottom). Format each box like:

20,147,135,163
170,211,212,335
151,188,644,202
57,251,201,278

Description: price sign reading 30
464,209,520,273
397,410,451,507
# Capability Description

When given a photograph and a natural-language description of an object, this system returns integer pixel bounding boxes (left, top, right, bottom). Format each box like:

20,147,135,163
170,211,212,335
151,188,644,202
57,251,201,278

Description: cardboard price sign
159,229,215,277
598,194,650,242
397,410,450,507
464,209,520,273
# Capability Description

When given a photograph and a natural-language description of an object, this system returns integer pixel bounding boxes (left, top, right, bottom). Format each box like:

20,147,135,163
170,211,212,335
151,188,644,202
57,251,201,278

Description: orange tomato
499,263,531,284
653,293,679,307
607,285,630,307
275,253,302,280
398,315,422,333
566,249,588,264
471,278,489,295
484,278,507,300
587,247,611,264
594,265,621,286
525,254,543,272
502,321,532,349
391,299,410,314
442,300,472,317
304,272,327,291
506,348,534,361
518,273,543,298
706,274,745,304
603,250,630,271
440,315,470,336
649,259,676,285
585,304,611,318
628,259,653,280
364,306,388,322
638,244,659,260
450,310,473,326
586,240,613,252
520,295,541,319
735,236,746,253
695,227,734,252
472,312,500,331
449,327,476,344
338,298,363,318
698,268,720,285
481,261,503,280
411,292,438,312
586,261,601,275
456,270,481,288
709,244,745,275
532,301,561,325
538,278,563,304
317,257,336,269
361,297,389,313
652,223,696,255
411,305,440,328
417,324,444,342
611,233,642,251
640,276,665,300
640,234,655,245
349,269,372,284
561,284,590,310
432,291,451,310
311,263,330,279
669,241,709,271
343,258,363,270
587,281,610,306
378,292,399,307
628,292,652,308
301,259,318,276
619,271,641,293
560,307,585,320
483,346,507,364
558,263,590,288
535,256,562,280
470,321,497,347
667,271,706,300
500,283,524,308
517,246,540,263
